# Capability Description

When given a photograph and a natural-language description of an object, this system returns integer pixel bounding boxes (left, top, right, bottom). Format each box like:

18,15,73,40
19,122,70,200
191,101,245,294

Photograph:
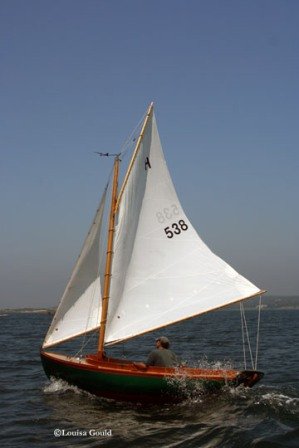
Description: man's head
156,336,170,349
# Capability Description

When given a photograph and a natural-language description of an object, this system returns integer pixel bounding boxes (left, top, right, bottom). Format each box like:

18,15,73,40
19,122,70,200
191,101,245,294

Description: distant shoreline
1,307,299,315
1,296,298,314
0,308,56,314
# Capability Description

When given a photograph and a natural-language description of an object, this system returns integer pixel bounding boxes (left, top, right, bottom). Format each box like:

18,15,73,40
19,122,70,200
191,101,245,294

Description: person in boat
134,336,180,370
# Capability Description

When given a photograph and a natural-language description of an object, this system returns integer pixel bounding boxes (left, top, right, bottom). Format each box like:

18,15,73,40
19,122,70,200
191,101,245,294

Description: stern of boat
234,370,264,388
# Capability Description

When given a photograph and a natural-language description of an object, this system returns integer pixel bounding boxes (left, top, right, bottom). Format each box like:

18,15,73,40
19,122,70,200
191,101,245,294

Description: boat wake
42,374,298,424
164,358,238,400
164,368,299,417
43,377,95,399
226,384,299,417
165,372,206,403
190,356,236,370
253,390,299,415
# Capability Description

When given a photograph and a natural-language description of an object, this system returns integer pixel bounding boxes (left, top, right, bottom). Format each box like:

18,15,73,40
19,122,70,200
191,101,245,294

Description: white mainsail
42,187,107,348
105,112,262,345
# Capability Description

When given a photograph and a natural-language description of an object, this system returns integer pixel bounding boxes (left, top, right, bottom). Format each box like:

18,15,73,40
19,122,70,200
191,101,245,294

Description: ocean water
0,308,298,447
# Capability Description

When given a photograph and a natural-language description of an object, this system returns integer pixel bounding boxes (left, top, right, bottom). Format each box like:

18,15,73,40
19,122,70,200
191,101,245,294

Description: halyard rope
255,295,262,370
240,303,254,370
240,296,262,371
240,303,247,369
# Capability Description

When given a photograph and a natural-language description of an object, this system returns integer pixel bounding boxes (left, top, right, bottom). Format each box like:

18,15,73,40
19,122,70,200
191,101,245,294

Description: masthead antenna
94,152,120,157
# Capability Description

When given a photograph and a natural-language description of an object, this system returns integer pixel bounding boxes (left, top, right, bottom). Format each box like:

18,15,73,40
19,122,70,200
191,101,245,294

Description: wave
43,377,95,399
254,390,299,415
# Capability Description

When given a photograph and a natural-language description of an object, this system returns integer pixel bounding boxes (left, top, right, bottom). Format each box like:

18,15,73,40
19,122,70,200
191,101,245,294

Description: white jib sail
105,112,261,345
42,187,107,348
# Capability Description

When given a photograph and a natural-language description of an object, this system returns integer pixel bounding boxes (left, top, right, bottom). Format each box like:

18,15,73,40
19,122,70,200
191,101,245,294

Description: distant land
0,308,56,315
0,296,298,314
226,295,299,310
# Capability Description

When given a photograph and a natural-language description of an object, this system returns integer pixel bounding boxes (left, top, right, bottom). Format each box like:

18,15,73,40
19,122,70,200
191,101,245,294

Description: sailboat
41,103,265,404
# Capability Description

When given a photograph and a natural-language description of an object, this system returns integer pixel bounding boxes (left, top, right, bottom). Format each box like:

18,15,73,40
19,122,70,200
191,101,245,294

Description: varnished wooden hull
40,350,263,404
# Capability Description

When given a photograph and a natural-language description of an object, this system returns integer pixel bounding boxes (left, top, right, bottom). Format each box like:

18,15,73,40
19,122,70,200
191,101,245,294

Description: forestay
105,113,262,345
42,188,107,348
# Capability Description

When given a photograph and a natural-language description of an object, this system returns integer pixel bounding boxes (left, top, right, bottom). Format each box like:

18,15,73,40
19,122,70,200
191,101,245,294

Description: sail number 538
164,220,188,238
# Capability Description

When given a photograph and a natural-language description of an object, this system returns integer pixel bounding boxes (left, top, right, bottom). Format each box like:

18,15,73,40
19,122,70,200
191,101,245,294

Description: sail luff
105,289,267,346
97,156,120,357
115,102,154,213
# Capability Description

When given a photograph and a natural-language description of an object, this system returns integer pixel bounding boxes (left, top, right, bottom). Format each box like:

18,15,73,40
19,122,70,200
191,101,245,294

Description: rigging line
78,257,102,355
76,279,100,356
93,114,144,162
74,331,97,357
255,294,262,370
119,113,146,159
77,278,100,356
240,303,255,370
240,303,247,369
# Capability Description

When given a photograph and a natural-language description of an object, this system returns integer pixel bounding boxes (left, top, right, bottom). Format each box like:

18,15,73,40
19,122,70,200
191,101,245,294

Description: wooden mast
97,155,120,358
97,102,153,358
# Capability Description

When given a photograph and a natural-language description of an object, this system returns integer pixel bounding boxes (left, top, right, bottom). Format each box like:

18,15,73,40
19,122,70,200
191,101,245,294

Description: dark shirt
146,348,179,367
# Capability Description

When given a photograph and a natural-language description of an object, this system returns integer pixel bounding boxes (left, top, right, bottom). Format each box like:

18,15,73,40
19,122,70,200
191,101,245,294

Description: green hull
40,351,263,404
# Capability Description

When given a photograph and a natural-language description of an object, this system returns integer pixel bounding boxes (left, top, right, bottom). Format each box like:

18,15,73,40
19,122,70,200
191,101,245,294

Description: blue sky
1,0,298,307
